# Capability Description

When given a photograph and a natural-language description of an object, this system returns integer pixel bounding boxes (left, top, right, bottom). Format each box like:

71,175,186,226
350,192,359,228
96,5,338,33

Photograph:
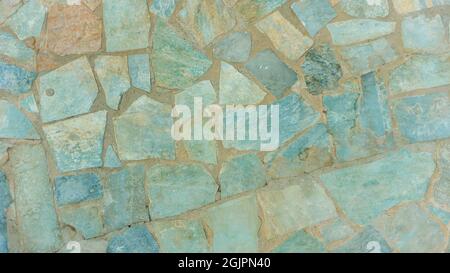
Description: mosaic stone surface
0,0,450,254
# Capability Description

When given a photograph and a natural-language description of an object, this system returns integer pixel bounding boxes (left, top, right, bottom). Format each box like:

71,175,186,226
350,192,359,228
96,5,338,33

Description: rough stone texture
0,100,40,140
55,173,103,206
107,225,159,253
213,32,252,63
291,0,337,37
5,0,46,40
327,19,396,46
273,230,326,253
0,61,36,95
340,0,389,18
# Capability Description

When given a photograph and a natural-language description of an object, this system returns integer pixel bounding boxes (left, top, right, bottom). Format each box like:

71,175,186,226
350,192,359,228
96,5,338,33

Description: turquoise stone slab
291,0,336,36
38,57,99,123
389,54,450,95
103,0,151,52
104,145,122,168
152,219,209,253
152,19,212,90
128,54,152,93
333,226,392,253
434,144,450,207
327,19,396,46
273,230,326,253
340,0,389,18
43,111,107,172
320,149,435,225
393,92,450,143
219,153,266,198
6,0,46,40
55,173,103,206
0,61,36,95
0,100,39,140
0,32,35,68
104,165,148,232
19,94,38,113
319,218,355,244
213,32,252,63
402,14,447,53
60,205,103,239
113,96,175,161
107,225,159,253
0,172,11,253
427,205,450,225
205,195,260,253
245,49,297,98
233,0,288,23
149,0,178,18
147,163,218,219
10,144,61,252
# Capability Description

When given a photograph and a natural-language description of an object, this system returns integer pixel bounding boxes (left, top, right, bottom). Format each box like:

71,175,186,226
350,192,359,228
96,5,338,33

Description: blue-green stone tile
320,149,435,225
0,32,35,68
234,0,288,23
128,54,152,93
301,44,342,95
213,32,252,63
219,153,266,198
333,226,392,253
103,0,151,52
107,225,159,253
43,111,107,172
5,0,46,40
0,0,23,24
273,230,326,253
10,144,61,252
434,144,450,207
245,49,297,98
393,92,450,143
147,163,217,219
184,141,218,165
55,173,103,206
60,205,103,240
340,0,389,18
152,19,212,90
152,219,209,253
0,100,39,140
427,204,450,225
0,172,11,253
327,19,396,46
205,195,260,253
38,57,99,123
319,218,355,244
402,14,447,53
149,0,178,19
0,61,36,95
104,145,122,168
19,94,38,113
113,96,175,161
291,0,336,37
104,165,148,232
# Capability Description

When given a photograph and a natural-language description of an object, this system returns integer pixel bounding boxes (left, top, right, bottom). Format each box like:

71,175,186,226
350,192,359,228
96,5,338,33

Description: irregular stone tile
0,0,23,24
103,0,151,52
147,163,217,219
265,123,332,178
257,179,337,240
152,19,212,90
219,62,266,104
10,144,61,252
402,14,447,54
219,153,266,198
55,173,103,206
0,32,35,68
256,11,313,60
107,225,159,253
389,55,450,95
392,0,450,14
6,0,46,40
43,111,107,172
319,218,355,244
0,61,36,95
94,55,131,110
328,19,396,46
205,195,259,252
60,205,103,239
44,4,102,56
19,94,38,113
104,145,121,168
36,49,61,72
333,226,392,253
427,204,450,225
152,219,209,253
374,203,447,253
291,0,337,37
245,49,298,98
0,172,12,253
104,165,148,232
128,54,151,93
113,96,175,161
273,230,326,253
233,0,288,23
434,143,450,207
177,0,236,47
150,0,178,18
340,38,398,75
301,44,342,95
0,100,40,140
393,92,450,143
340,0,389,18
38,57,99,123
213,32,252,63
320,149,435,225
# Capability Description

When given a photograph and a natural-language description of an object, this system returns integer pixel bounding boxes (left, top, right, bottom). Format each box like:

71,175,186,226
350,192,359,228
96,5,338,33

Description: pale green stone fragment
402,14,447,53
273,230,326,253
213,32,252,63
147,163,218,219
19,94,38,113
95,55,131,110
333,226,392,253
320,149,435,225
319,219,355,244
10,144,61,252
128,54,152,93
6,0,46,40
104,145,121,168
0,32,35,68
234,0,288,23
150,0,178,18
205,195,260,253
340,0,389,18
0,100,39,140
60,205,103,240
291,0,336,37
434,143,450,207
327,19,396,46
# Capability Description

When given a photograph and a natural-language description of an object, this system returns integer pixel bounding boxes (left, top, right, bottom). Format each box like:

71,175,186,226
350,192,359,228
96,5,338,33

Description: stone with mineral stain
6,0,46,40
0,61,36,95
149,0,178,19
233,0,288,23
55,173,103,206
0,32,35,69
0,0,23,24
392,0,450,15
60,204,103,239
